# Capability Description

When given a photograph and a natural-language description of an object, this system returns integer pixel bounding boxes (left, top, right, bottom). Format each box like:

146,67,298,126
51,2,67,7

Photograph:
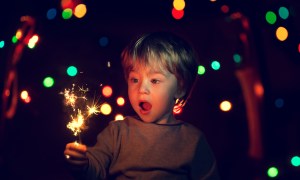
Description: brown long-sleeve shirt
84,116,219,180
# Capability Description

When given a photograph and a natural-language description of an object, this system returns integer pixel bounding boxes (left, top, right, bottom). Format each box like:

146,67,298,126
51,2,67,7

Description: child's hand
64,142,88,166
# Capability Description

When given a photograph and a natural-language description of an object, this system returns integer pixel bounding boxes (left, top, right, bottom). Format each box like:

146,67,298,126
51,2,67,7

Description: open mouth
139,101,152,111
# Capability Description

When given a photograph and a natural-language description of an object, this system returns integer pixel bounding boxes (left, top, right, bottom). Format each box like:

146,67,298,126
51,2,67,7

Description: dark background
0,0,300,179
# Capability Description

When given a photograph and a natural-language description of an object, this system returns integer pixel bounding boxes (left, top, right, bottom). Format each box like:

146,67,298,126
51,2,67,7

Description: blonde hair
121,32,198,107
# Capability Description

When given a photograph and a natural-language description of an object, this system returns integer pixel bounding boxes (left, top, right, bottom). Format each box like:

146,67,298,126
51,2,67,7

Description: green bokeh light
62,8,73,19
43,76,55,88
211,60,221,70
267,166,279,178
67,66,78,76
233,53,242,64
291,156,300,167
0,40,4,48
265,11,277,25
278,6,289,20
12,36,18,43
197,65,205,75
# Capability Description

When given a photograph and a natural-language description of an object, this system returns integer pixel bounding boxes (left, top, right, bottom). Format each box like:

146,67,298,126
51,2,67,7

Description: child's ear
175,88,186,99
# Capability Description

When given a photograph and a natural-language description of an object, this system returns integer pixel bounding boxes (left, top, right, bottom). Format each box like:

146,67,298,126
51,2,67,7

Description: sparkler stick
61,84,100,144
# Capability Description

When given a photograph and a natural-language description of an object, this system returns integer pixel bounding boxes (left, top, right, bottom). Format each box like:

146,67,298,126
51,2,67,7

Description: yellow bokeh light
115,114,124,121
16,29,23,40
100,103,112,115
220,100,232,112
276,26,288,41
173,0,185,11
74,4,87,18
20,90,29,100
28,34,39,49
116,97,125,106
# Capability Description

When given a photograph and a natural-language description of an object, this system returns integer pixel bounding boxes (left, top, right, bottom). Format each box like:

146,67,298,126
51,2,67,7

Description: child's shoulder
181,121,203,134
107,116,137,128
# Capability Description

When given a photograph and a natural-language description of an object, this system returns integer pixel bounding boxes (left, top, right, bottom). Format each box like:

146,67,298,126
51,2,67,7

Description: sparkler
61,84,100,144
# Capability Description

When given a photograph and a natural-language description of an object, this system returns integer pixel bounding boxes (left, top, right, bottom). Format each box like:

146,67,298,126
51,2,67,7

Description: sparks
87,105,100,116
61,84,101,139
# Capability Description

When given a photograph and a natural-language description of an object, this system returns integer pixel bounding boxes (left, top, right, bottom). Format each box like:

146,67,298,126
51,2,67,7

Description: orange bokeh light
102,85,113,98
254,82,264,98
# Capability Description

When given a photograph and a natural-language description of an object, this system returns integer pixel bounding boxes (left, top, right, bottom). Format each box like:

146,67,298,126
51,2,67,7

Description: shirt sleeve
191,134,220,180
85,121,120,180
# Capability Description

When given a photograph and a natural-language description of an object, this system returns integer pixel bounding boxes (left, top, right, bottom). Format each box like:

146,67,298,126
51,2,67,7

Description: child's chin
139,108,151,115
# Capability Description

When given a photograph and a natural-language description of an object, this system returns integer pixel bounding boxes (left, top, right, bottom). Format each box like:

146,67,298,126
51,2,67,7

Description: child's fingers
64,142,88,165
66,142,87,153
64,148,86,159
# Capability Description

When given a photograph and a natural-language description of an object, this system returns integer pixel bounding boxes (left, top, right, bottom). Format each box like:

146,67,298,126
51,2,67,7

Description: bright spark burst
60,84,101,137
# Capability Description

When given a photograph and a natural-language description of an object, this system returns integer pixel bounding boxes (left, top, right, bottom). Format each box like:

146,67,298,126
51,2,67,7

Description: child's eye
129,78,138,83
151,79,160,84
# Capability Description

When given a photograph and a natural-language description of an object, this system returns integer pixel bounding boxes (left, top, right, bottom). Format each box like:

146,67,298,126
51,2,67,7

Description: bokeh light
0,40,4,48
12,36,17,43
74,4,87,18
107,61,111,68
62,8,73,19
233,53,242,64
221,5,230,14
211,60,221,70
15,29,22,40
102,85,113,98
172,8,184,20
274,98,284,108
99,36,109,47
100,103,112,115
278,6,289,20
254,82,264,97
24,96,31,103
265,11,277,25
43,76,55,88
61,0,74,9
67,66,78,77
20,90,31,103
276,26,288,41
197,65,205,75
291,156,300,167
267,166,279,178
28,34,39,49
220,100,232,112
20,90,29,100
115,114,124,121
46,8,57,20
173,0,185,11
116,97,125,106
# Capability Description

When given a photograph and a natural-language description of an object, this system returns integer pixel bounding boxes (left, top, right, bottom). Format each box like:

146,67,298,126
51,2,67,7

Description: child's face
127,63,180,124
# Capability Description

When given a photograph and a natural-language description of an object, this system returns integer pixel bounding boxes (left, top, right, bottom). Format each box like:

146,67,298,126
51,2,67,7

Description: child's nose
138,80,150,94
